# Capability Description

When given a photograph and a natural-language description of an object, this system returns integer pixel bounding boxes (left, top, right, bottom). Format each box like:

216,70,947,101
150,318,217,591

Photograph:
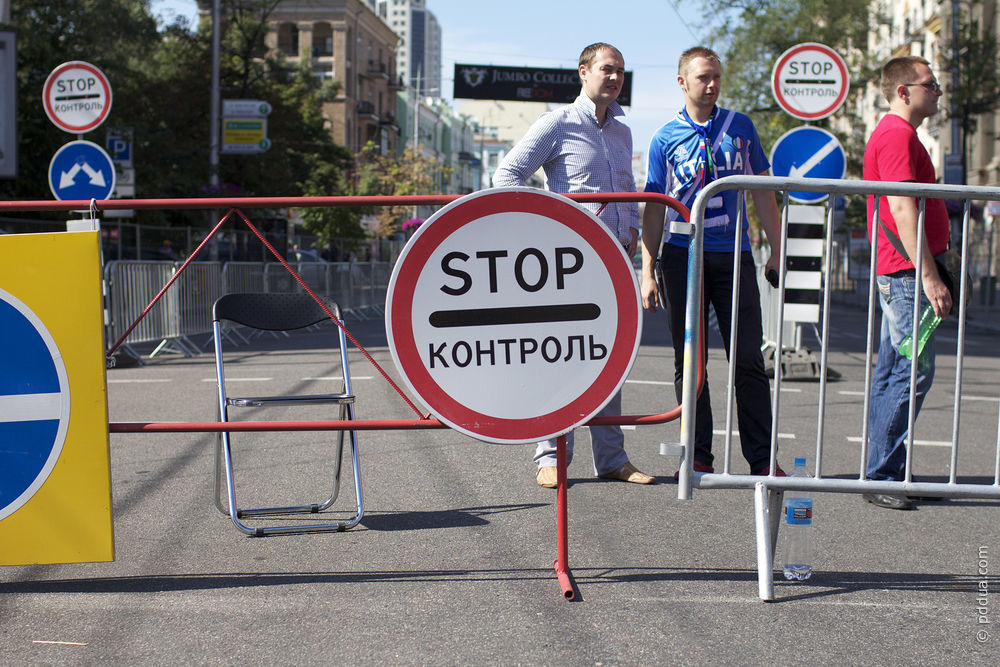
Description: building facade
861,0,1000,276
863,0,999,188
257,0,403,154
458,100,550,190
382,0,442,98
394,92,477,194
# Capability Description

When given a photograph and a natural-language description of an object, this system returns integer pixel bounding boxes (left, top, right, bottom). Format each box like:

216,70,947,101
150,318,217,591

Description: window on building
313,22,333,58
277,23,299,56
313,63,334,82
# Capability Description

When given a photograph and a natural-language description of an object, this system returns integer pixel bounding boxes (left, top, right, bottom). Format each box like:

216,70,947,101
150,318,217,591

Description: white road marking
714,429,795,440
202,377,272,382
107,378,173,384
847,436,952,447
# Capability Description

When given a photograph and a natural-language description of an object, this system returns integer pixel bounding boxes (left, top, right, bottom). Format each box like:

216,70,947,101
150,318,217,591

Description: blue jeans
867,273,936,481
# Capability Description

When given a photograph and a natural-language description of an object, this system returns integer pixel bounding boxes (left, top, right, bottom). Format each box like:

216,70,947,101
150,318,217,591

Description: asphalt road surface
1,302,998,664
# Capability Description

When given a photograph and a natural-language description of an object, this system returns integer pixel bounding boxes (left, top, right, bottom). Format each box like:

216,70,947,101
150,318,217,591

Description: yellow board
0,231,113,565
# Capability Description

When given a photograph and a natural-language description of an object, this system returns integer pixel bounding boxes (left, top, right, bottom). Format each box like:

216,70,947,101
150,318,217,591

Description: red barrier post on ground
554,434,574,600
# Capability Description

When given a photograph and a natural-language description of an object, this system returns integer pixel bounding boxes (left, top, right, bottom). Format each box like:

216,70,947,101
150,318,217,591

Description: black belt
884,268,916,278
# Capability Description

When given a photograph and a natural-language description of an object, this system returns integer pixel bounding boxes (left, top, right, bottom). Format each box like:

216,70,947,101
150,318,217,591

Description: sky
150,0,709,158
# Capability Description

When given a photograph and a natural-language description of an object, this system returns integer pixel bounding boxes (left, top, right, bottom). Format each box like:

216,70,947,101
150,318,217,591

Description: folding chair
212,292,363,535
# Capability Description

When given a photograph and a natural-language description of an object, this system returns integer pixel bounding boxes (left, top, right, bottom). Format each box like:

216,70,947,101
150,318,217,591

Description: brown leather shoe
599,462,655,484
536,466,558,488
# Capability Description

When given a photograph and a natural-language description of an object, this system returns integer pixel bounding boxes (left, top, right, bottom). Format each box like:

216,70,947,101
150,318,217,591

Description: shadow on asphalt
359,503,547,531
2,567,984,602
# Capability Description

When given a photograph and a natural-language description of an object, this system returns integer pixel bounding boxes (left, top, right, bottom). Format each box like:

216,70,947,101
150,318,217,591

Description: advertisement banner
454,63,632,106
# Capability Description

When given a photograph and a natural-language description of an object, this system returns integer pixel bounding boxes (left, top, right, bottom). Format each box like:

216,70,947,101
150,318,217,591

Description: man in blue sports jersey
639,46,785,477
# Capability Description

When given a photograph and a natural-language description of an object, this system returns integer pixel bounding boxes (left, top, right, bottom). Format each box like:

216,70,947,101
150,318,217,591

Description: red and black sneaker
752,465,787,477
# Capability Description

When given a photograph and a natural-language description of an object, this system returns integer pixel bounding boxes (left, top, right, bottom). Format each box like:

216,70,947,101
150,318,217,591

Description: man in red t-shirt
862,55,952,510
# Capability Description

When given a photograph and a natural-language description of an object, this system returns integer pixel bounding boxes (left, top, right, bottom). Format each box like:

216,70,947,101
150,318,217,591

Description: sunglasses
904,80,942,93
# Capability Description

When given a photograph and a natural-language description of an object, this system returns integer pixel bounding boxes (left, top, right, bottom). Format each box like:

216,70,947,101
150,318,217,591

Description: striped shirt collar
574,94,625,125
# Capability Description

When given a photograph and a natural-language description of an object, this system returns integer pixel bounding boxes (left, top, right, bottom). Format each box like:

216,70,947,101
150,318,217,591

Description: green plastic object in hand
898,304,941,360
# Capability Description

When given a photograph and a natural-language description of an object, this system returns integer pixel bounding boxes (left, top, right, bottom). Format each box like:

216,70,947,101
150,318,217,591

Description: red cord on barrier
230,208,426,418
105,209,237,358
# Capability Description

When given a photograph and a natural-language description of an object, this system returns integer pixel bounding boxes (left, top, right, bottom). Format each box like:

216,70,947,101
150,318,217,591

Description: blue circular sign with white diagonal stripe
769,126,845,203
48,140,116,201
0,289,71,520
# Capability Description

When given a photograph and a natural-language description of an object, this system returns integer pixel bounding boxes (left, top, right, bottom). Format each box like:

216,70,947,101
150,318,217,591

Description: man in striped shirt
493,42,652,488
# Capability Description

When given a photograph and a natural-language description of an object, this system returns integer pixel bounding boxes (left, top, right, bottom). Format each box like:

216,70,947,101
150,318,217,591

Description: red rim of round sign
387,189,641,443
43,61,113,133
771,43,849,121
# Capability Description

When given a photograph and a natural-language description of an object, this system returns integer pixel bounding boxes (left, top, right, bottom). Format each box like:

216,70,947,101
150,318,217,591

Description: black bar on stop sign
429,303,601,328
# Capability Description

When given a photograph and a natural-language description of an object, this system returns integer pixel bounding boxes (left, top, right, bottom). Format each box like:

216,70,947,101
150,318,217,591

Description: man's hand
765,253,781,287
750,180,782,286
923,269,953,319
625,227,639,258
886,193,953,319
640,202,666,313
640,271,660,312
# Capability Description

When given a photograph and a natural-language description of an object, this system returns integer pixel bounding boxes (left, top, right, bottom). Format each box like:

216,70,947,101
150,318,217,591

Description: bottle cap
794,457,806,467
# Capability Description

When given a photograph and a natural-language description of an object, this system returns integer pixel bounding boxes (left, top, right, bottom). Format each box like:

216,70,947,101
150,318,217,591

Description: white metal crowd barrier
673,175,1000,601
104,259,393,357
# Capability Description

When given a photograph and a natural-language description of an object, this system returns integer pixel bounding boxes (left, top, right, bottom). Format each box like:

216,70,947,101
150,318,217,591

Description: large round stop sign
386,187,641,444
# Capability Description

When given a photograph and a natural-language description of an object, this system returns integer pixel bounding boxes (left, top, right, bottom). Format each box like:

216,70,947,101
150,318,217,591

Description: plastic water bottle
781,457,813,581
898,304,941,360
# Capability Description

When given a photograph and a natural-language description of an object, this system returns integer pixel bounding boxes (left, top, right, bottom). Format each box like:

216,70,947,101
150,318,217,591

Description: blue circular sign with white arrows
769,126,845,204
48,140,116,201
0,288,71,520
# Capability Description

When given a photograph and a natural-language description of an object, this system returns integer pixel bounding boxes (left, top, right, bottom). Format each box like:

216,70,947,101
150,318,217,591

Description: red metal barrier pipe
554,434,574,600
0,191,688,215
109,418,446,433
107,407,689,433
0,194,462,212
3,190,696,605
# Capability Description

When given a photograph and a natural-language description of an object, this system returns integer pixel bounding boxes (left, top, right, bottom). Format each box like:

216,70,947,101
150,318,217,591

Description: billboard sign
454,63,632,106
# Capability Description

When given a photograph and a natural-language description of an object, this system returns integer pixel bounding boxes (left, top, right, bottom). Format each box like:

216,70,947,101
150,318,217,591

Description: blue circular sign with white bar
769,126,845,204
48,139,116,201
0,288,71,521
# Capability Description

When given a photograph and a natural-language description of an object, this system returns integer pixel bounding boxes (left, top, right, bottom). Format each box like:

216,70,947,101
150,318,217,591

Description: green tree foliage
352,143,451,238
1,0,160,204
696,0,875,230
2,0,358,237
698,0,874,167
